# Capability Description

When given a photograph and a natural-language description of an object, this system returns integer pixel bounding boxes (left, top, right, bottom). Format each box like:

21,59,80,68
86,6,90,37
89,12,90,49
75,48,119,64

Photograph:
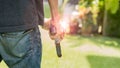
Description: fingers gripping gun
49,24,62,57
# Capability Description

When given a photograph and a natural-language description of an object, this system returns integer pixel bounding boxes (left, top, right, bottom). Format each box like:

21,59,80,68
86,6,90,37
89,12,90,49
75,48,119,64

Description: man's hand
49,17,64,41
42,17,64,41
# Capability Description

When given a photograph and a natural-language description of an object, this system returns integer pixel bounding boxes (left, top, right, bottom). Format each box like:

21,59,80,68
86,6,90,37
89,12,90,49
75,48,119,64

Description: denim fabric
0,27,42,68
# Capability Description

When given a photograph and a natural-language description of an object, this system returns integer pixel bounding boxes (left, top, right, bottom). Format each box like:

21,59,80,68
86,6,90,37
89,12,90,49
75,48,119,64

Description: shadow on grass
65,35,120,48
87,55,120,68
83,36,120,47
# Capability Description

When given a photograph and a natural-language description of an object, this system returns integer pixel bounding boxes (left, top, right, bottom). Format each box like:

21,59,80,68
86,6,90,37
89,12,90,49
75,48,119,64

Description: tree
102,0,120,37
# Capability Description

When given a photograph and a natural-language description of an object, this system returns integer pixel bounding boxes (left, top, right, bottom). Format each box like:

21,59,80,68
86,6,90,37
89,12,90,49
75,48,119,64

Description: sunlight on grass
77,44,120,58
40,29,120,68
41,28,91,68
41,43,91,68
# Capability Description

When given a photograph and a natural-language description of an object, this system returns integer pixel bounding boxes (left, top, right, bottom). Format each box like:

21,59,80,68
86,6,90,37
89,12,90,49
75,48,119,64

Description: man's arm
47,0,64,40
48,0,59,23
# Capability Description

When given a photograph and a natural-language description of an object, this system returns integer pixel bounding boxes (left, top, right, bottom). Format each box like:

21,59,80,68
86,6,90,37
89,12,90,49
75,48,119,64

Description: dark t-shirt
0,0,44,32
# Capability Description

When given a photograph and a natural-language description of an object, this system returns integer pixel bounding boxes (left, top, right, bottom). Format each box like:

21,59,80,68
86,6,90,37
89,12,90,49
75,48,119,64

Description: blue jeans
0,27,42,68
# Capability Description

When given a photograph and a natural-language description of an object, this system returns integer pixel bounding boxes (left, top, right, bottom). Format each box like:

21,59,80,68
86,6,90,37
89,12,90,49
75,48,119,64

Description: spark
60,18,70,33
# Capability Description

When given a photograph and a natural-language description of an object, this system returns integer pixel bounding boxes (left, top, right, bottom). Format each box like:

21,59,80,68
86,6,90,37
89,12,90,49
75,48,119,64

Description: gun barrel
55,42,62,57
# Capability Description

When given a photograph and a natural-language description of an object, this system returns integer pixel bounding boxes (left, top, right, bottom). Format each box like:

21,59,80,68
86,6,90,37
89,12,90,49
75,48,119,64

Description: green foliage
105,8,120,38
105,0,119,14
98,0,119,14
78,0,120,37
99,0,104,7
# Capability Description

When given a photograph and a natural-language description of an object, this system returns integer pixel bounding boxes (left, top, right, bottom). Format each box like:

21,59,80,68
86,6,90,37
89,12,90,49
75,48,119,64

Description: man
0,0,59,68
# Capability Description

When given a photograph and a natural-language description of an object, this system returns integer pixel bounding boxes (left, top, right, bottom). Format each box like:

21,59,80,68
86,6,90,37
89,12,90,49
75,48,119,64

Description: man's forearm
48,0,59,20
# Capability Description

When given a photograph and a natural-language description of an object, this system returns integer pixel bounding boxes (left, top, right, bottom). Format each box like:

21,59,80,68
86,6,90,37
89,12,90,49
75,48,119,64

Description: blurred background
1,0,120,68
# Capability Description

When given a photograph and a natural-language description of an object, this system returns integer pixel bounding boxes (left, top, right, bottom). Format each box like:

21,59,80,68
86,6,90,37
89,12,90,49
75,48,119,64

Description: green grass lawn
40,28,120,68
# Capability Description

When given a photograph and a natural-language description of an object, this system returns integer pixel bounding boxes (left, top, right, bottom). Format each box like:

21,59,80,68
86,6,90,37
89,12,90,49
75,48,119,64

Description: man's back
0,0,44,32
